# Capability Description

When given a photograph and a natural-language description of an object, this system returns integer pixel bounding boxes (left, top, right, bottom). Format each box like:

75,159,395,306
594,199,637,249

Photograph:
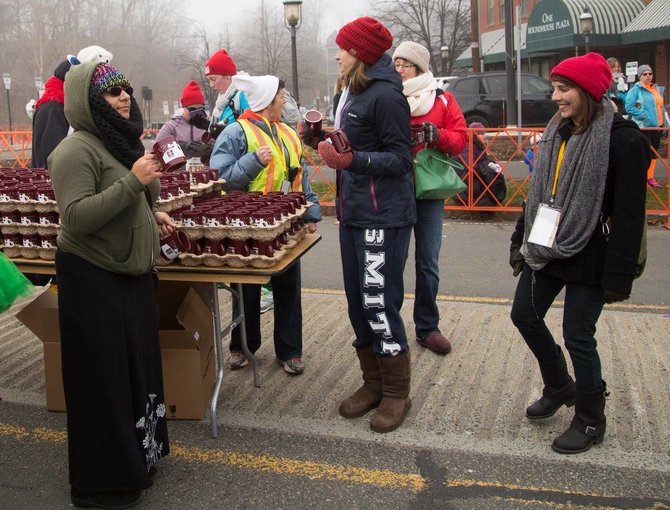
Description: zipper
337,170,344,224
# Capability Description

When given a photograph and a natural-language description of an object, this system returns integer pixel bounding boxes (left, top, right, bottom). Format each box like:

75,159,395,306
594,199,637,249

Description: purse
413,148,467,200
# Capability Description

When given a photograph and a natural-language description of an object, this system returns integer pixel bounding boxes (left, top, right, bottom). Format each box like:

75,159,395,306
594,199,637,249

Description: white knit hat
392,41,431,73
232,75,280,112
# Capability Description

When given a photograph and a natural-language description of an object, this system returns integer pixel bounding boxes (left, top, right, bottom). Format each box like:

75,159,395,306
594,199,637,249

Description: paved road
1,219,669,509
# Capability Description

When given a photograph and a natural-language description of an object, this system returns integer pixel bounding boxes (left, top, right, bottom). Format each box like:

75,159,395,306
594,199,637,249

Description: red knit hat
204,49,237,76
180,80,205,107
550,52,611,101
335,17,393,66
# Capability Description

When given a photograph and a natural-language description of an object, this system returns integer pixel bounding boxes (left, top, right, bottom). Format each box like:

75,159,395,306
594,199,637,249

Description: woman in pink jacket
393,41,467,355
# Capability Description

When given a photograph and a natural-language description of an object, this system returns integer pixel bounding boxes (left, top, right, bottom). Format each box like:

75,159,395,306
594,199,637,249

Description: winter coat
156,114,206,143
625,82,669,128
337,54,415,228
48,62,160,275
410,89,467,156
209,114,322,224
511,115,649,296
31,76,69,168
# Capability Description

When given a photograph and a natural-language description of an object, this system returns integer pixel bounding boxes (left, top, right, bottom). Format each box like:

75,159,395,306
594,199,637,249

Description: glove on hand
318,141,353,170
603,289,629,304
188,109,210,130
509,244,524,277
424,122,439,143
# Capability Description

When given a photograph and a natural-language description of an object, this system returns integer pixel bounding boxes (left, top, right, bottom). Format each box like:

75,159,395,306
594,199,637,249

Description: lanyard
550,141,566,204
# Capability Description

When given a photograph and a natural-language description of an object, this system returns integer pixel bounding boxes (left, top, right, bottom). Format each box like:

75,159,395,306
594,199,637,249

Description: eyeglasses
105,86,134,97
395,63,415,71
641,72,653,76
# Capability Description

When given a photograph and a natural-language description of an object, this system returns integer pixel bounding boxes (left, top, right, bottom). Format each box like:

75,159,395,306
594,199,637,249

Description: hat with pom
205,49,237,76
180,80,205,107
336,17,393,66
550,52,611,101
90,64,131,96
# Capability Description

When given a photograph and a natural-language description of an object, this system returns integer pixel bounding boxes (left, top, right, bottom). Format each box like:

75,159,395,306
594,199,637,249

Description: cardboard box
16,282,216,419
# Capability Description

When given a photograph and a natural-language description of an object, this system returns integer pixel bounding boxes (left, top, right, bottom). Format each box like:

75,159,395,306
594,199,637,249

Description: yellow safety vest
238,118,304,194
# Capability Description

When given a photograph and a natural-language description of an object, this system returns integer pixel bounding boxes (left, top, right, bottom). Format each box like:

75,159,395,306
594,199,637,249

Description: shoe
277,357,304,375
228,351,248,369
647,178,662,189
416,331,452,354
70,488,142,509
260,287,274,314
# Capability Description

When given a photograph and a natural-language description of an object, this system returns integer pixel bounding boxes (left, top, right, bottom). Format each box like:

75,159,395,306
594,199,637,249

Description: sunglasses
641,72,653,76
186,106,204,112
105,86,134,97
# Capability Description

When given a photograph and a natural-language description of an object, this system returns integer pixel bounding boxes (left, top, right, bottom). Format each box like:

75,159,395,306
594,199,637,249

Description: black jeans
511,265,605,393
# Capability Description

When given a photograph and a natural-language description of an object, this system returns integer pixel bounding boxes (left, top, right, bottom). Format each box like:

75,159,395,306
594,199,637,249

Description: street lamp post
283,0,303,105
440,46,449,75
3,73,12,143
579,7,594,53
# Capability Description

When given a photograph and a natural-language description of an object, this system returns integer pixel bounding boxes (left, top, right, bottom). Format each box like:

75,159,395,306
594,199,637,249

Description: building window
499,0,505,22
522,0,530,15
488,0,495,25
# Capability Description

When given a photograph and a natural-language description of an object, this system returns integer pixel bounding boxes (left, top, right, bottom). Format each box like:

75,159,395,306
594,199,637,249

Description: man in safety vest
210,74,322,375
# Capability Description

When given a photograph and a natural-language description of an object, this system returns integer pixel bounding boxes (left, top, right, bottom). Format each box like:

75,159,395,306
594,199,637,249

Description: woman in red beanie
156,80,208,154
318,17,415,433
509,53,650,454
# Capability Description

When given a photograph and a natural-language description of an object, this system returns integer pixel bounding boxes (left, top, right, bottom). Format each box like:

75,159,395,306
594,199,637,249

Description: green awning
621,0,670,44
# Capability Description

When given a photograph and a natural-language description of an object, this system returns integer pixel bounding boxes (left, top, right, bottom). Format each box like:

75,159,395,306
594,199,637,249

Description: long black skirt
55,250,169,493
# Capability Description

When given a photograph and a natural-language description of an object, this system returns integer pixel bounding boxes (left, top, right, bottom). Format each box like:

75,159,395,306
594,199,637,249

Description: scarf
402,71,437,117
89,93,145,170
521,97,614,270
34,76,65,110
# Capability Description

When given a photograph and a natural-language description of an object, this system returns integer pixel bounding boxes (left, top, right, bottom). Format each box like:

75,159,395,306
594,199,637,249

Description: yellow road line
302,289,670,312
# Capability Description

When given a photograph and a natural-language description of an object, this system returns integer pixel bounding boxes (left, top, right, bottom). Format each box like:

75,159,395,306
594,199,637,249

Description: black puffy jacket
336,54,415,228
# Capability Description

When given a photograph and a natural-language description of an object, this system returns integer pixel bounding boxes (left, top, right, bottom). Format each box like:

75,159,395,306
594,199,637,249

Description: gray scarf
521,97,613,270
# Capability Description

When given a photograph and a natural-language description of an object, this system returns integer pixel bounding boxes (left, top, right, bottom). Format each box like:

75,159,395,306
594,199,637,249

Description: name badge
528,203,561,248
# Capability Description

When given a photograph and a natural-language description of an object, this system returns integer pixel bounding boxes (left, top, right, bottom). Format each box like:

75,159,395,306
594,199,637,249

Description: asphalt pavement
1,219,669,509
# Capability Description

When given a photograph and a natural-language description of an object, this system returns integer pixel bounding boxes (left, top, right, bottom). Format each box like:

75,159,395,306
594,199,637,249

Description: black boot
526,347,576,420
552,383,607,454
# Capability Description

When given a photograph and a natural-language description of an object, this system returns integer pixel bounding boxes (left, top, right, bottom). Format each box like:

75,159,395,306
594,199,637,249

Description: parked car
443,72,557,127
434,76,458,89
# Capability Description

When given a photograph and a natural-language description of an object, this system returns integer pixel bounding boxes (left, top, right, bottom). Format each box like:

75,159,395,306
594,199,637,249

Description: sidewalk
1,290,669,472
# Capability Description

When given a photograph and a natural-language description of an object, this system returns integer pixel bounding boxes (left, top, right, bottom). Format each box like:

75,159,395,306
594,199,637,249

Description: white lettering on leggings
363,229,391,338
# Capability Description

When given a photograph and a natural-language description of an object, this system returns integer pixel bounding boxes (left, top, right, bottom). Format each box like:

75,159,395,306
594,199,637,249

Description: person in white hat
210,75,322,376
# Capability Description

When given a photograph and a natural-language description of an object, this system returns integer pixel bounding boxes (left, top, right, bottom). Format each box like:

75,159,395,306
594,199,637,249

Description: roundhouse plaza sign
526,0,575,52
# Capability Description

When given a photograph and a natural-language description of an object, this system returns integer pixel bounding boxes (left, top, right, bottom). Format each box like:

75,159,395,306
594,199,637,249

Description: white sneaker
260,287,274,314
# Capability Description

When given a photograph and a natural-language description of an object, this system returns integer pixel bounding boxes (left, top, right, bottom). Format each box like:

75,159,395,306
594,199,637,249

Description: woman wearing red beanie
509,53,650,454
318,17,415,433
156,80,208,153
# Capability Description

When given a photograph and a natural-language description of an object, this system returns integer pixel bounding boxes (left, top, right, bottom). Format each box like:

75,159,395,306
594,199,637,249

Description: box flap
175,288,213,350
15,287,61,344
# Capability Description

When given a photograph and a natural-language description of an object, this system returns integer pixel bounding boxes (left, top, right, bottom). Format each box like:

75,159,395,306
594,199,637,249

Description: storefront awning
525,0,645,53
621,0,670,45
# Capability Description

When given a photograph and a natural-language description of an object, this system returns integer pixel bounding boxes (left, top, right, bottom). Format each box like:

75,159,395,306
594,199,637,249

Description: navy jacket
336,54,415,228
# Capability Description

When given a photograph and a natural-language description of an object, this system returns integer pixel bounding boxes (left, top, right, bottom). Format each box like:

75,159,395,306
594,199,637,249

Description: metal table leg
234,283,260,388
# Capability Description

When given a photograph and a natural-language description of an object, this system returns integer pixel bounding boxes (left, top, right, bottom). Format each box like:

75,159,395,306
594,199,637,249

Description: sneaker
260,287,274,314
417,331,452,354
648,178,662,189
277,357,304,375
228,352,249,369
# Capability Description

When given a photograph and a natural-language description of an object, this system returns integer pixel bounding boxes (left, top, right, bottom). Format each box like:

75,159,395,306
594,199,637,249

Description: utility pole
504,0,517,126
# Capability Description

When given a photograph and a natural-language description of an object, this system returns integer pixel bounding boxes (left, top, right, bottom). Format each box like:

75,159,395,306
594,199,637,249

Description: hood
366,54,402,88
64,62,99,135
612,112,639,132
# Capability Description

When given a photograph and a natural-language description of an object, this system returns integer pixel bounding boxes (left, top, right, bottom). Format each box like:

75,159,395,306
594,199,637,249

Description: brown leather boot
370,350,411,433
338,346,382,418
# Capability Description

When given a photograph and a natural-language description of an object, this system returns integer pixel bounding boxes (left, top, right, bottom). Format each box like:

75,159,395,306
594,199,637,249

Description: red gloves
318,141,353,170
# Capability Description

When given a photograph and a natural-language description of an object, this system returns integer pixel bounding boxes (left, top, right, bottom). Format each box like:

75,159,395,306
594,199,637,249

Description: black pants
56,250,169,493
511,265,605,393
230,261,302,360
339,225,412,356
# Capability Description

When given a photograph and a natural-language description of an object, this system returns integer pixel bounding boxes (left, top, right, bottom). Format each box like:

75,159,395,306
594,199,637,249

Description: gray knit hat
392,41,431,73
637,64,652,78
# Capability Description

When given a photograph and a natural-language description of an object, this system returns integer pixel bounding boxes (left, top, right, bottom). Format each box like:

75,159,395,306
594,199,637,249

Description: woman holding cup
49,62,173,508
392,41,467,355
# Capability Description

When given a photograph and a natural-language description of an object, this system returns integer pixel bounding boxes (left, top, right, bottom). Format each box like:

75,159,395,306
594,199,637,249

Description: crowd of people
6,13,660,509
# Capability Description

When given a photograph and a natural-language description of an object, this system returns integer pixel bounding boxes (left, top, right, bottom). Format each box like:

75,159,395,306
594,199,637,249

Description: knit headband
90,64,131,96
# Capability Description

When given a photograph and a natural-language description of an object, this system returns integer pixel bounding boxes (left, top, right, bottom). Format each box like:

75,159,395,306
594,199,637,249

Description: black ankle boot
552,383,607,454
526,347,576,420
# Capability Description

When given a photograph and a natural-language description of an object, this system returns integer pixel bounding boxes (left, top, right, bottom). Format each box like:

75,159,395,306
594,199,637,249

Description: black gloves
509,244,524,277
603,289,629,304
188,109,210,131
424,122,439,143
